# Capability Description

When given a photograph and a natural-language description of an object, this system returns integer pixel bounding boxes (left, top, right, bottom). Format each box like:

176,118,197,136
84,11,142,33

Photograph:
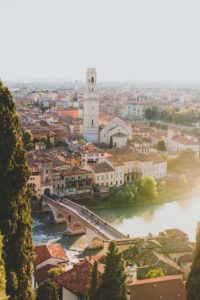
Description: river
32,193,200,251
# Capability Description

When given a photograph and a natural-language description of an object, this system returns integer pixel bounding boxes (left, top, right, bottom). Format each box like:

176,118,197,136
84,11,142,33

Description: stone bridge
42,195,127,248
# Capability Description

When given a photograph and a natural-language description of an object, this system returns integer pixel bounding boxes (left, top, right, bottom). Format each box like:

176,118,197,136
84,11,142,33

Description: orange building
58,108,79,119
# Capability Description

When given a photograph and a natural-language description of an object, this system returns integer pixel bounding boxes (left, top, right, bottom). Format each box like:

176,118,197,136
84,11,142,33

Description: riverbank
86,173,200,210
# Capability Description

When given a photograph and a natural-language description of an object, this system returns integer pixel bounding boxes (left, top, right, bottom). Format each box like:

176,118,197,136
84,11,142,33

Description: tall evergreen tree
0,234,7,300
99,241,127,300
0,81,34,299
36,280,59,300
88,260,100,300
46,134,51,149
186,223,200,300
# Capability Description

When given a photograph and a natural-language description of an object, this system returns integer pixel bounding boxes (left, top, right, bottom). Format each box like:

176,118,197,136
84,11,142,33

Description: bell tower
83,68,99,143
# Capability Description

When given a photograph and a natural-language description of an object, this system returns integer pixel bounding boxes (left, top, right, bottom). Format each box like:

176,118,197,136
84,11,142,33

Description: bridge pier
85,227,105,249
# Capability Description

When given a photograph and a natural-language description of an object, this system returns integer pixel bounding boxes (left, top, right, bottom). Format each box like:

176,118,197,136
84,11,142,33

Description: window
92,119,94,126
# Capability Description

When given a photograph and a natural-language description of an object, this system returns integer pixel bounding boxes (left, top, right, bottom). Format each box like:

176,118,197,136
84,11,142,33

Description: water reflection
93,195,200,241
32,194,200,247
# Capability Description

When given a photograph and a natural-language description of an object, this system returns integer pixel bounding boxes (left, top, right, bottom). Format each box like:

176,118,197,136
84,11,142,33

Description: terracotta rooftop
52,166,92,176
129,276,186,300
34,244,67,266
55,260,103,296
88,162,114,173
34,264,55,284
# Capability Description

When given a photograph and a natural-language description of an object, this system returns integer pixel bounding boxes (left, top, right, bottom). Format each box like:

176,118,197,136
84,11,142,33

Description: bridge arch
44,188,51,196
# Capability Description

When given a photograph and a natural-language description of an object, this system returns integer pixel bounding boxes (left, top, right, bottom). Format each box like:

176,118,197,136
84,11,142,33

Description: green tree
156,140,166,151
39,136,47,144
36,279,59,300
88,261,100,300
48,267,67,279
0,81,34,299
0,235,7,300
145,106,158,120
99,241,127,300
109,136,113,148
22,130,33,146
145,268,164,279
25,143,34,151
186,223,200,300
138,176,158,200
46,134,51,149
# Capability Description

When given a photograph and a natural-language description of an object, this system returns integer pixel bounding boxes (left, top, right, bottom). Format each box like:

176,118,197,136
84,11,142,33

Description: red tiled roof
34,264,55,284
55,260,103,296
34,244,67,266
129,276,186,300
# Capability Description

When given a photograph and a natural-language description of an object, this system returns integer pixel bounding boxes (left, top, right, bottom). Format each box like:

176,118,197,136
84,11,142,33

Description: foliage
36,279,59,300
145,268,164,279
47,267,67,279
88,261,100,300
22,130,33,146
39,136,47,144
156,140,166,151
25,143,34,151
109,136,113,148
145,106,159,120
0,235,7,300
40,135,51,149
99,241,127,300
168,149,200,172
146,106,200,125
46,134,51,149
137,176,158,200
186,223,200,300
0,81,34,299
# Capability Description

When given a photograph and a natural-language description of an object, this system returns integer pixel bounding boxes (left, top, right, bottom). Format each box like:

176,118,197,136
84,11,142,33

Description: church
83,68,131,148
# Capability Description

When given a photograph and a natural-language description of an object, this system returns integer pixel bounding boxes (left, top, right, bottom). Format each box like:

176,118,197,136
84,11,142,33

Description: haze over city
1,0,200,83
2,1,200,300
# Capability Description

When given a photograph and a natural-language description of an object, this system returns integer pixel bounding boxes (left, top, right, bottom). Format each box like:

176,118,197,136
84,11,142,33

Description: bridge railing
62,197,126,239
42,195,126,239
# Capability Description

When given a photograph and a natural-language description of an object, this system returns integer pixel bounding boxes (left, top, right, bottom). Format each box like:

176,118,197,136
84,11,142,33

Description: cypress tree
46,134,51,149
0,234,7,300
186,223,200,300
36,279,59,300
0,81,34,299
99,241,127,300
88,260,100,300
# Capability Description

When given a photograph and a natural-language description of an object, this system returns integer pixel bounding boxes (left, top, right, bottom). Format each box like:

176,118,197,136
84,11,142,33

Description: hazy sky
1,0,200,82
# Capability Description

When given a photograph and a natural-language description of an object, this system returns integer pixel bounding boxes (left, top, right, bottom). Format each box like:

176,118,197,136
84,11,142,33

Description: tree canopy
48,267,67,279
99,241,127,300
138,176,158,200
145,268,164,279
36,279,59,300
0,235,7,300
186,223,200,300
156,140,166,151
88,260,100,300
22,130,33,146
0,81,34,299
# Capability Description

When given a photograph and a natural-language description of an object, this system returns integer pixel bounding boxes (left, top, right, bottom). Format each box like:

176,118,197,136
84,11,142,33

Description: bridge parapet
42,195,127,248
61,197,126,240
